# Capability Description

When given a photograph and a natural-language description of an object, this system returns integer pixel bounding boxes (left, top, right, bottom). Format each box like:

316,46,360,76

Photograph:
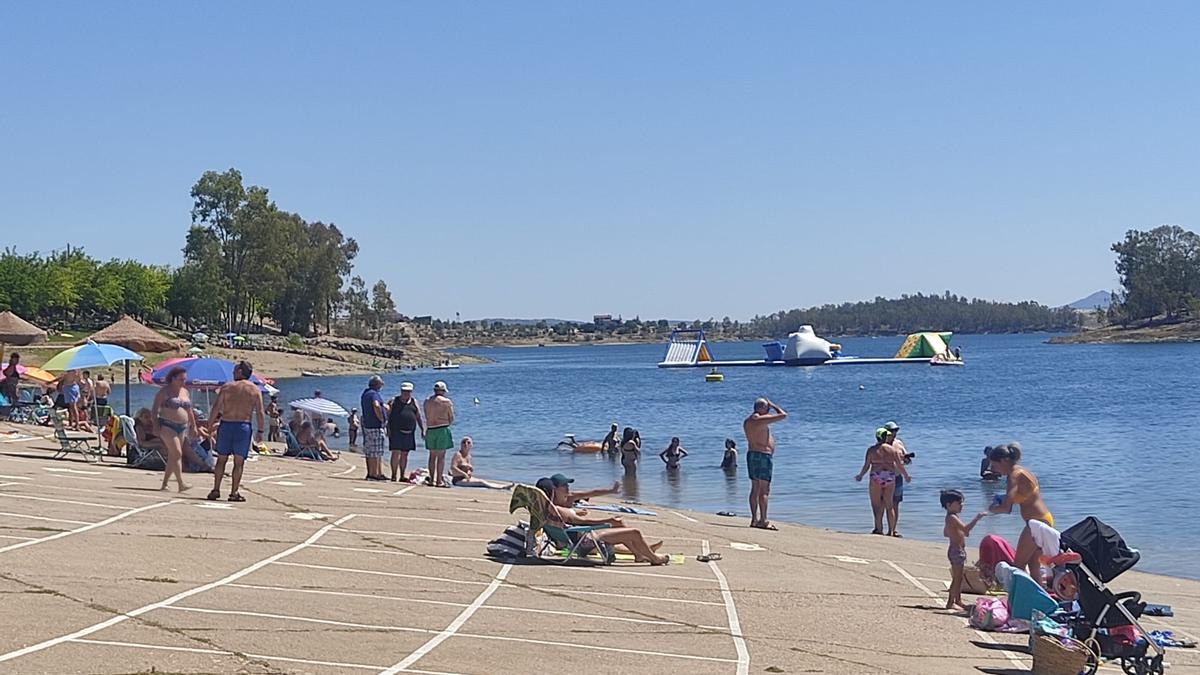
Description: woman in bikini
151,367,197,493
619,427,641,475
538,479,669,565
855,428,911,536
988,442,1054,583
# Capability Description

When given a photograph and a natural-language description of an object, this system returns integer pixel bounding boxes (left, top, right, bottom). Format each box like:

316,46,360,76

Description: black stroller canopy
1061,516,1141,583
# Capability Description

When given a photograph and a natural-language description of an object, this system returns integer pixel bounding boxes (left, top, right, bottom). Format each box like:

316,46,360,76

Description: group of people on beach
4,353,111,433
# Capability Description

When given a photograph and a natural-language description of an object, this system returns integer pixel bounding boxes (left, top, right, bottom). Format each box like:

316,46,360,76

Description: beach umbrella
233,335,246,343
0,311,48,346
187,346,205,355
85,315,182,353
288,397,349,418
43,341,144,372
149,357,274,393
191,332,208,342
141,356,194,384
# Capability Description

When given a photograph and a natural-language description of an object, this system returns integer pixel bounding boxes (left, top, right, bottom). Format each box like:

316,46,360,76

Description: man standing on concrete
743,397,787,530
883,421,912,537
208,361,265,502
423,381,455,487
387,382,424,483
360,375,388,481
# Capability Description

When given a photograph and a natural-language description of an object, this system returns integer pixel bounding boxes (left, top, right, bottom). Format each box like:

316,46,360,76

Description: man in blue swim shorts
207,361,265,502
742,397,788,531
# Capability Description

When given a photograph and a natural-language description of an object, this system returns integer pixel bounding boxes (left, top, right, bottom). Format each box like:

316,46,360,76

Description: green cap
875,427,889,442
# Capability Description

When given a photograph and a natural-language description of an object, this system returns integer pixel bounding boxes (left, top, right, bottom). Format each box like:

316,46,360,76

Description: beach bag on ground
486,523,529,561
971,596,1010,631
1031,634,1095,675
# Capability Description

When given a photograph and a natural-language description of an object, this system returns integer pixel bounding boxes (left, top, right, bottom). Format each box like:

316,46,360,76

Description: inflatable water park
657,326,963,368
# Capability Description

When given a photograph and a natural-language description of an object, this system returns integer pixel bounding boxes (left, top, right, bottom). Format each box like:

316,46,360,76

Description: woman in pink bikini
855,428,911,536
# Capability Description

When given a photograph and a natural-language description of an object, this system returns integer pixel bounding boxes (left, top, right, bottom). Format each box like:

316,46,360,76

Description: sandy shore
0,424,1196,674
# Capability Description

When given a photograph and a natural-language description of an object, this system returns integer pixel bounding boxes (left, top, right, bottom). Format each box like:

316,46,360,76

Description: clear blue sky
3,3,1198,320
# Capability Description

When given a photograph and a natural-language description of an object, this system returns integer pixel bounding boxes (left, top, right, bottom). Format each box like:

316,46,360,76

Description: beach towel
576,502,658,516
996,561,1059,621
509,484,549,535
486,523,529,561
978,534,1016,583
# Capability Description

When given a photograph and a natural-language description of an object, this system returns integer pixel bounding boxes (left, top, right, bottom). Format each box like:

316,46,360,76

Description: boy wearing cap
423,381,455,487
387,382,424,482
884,421,912,537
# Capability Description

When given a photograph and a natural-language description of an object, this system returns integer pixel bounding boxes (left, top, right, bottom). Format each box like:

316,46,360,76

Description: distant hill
1066,291,1113,311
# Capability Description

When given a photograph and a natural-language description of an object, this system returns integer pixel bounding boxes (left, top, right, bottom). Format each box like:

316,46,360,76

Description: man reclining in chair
536,476,668,566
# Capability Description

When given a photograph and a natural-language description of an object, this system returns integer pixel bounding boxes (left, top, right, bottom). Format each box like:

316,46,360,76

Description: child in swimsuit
941,489,987,611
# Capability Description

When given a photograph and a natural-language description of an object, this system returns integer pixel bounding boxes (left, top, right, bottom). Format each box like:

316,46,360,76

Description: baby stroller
1060,516,1165,675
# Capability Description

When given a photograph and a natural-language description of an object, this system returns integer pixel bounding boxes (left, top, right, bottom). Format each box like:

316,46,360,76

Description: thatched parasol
0,311,48,346
84,315,182,354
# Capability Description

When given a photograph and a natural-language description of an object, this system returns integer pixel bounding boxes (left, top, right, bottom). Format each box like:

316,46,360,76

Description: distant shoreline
1048,319,1200,345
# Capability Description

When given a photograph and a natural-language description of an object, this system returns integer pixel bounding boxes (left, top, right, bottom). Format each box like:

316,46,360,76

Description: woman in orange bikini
988,442,1053,582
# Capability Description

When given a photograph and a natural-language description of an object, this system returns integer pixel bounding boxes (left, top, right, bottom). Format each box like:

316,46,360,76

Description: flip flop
890,532,903,538
228,493,246,502
696,553,722,562
871,529,884,535
754,522,779,531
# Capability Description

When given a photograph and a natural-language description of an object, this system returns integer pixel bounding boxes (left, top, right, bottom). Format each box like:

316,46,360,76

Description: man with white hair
742,397,787,530
360,375,388,481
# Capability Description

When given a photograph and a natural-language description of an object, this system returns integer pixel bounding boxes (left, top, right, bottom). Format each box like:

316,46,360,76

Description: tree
1111,225,1200,321
370,280,396,328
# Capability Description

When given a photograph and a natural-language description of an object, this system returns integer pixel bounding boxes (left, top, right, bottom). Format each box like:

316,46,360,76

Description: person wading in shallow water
743,397,787,530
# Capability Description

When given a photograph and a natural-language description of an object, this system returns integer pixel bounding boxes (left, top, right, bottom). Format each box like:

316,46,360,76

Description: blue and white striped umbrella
288,397,349,417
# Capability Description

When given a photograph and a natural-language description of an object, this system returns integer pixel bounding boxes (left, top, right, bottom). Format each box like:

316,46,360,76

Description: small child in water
940,489,987,611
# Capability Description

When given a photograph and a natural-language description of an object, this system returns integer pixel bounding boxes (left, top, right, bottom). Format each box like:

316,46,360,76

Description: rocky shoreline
1048,319,1200,344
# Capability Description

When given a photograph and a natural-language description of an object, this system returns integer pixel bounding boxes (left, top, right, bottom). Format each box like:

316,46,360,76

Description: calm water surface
115,334,1200,578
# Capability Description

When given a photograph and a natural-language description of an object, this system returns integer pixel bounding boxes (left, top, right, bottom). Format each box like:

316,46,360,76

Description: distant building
413,315,433,326
592,314,619,329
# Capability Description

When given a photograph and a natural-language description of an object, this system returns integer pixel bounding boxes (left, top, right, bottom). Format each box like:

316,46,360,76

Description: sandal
206,490,221,501
228,493,246,502
890,532,903,538
753,522,779,531
871,529,884,535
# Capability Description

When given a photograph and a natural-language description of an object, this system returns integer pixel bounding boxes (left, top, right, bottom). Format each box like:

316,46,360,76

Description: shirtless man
94,374,111,407
422,381,455,487
207,361,265,502
743,397,787,530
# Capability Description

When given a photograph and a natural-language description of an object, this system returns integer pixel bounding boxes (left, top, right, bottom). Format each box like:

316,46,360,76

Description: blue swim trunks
64,384,80,404
216,421,253,459
747,450,773,482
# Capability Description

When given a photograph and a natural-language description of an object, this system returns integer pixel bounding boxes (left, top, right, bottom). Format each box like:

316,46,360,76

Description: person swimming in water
659,437,688,470
619,427,641,474
720,438,738,470
980,446,1002,480
987,442,1053,584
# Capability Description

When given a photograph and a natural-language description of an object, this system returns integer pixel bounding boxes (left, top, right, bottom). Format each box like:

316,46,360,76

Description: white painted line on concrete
274,561,490,586
246,472,299,484
524,586,725,607
167,605,431,634
341,529,489,543
357,513,508,528
0,492,133,510
381,562,506,674
0,513,355,665
318,495,386,504
354,487,385,493
0,475,33,481
228,583,701,628
0,534,37,541
454,629,737,664
68,638,460,674
0,482,16,488
455,507,498,513
41,466,103,475
332,465,358,476
0,497,175,554
670,510,699,523
543,565,717,584
393,484,418,497
703,539,750,675
883,559,1027,670
308,543,479,562
29,484,162,500
0,511,91,525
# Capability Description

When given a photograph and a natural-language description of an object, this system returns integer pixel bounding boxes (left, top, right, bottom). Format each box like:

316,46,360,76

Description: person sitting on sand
449,437,512,489
720,438,738,470
659,437,688,470
540,473,619,508
855,428,911,536
133,408,165,452
536,477,668,566
297,420,338,461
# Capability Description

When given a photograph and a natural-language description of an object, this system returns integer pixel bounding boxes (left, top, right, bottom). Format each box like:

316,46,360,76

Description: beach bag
486,523,529,561
971,596,1010,631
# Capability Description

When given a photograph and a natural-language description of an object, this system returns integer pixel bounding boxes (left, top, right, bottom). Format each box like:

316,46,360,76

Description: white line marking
341,529,489,543
0,511,91,525
0,534,36,541
0,500,175,555
455,507,498,513
25,484,163,500
246,472,299,484
273,561,489,586
0,482,16,488
308,543,479,562
0,492,133,510
353,487,385,493
332,465,357,476
227,583,701,627
883,559,1027,669
67,638,459,674
0,513,355,664
166,605,431,634
41,466,103,475
318,495,386,504
703,540,750,675
524,586,724,607
394,484,418,497
357,513,508,528
670,510,699,523
382,563,498,673
455,629,736,663
540,565,717,584
0,475,32,480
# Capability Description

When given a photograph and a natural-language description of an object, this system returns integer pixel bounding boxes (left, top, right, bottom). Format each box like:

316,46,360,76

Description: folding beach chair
508,484,613,564
50,410,103,463
119,415,165,470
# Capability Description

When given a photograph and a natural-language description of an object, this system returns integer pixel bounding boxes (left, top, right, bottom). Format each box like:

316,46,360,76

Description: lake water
113,334,1200,579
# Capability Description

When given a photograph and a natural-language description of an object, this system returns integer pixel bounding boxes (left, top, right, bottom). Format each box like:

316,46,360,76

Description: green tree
370,280,396,328
1111,225,1200,321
